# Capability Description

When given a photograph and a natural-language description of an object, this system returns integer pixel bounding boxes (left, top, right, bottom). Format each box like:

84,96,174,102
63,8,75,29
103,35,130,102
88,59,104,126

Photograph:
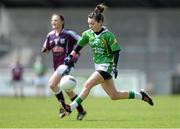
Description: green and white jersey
77,27,121,64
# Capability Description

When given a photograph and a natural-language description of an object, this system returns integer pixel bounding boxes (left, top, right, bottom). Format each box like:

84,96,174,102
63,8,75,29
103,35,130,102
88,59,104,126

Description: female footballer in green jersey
61,3,154,114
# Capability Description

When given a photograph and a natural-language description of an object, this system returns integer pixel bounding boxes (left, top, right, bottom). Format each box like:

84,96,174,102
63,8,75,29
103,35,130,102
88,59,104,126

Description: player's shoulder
102,27,112,34
64,29,77,35
47,30,55,37
84,29,91,33
64,28,75,32
64,29,81,39
104,28,115,37
82,29,91,35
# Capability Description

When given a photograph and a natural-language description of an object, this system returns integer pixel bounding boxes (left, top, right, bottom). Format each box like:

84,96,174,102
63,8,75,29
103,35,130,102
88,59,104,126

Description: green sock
128,91,135,99
70,96,83,111
75,96,83,105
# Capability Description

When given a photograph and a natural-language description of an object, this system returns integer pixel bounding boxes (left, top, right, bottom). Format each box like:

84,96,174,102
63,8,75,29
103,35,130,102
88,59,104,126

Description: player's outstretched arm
41,47,49,53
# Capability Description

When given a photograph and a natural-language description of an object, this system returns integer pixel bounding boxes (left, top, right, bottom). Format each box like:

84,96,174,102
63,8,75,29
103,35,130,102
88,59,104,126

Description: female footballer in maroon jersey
10,58,24,97
41,14,86,120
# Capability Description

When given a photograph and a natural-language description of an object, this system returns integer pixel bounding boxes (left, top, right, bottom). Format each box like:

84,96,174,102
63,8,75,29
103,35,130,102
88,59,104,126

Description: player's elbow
41,47,48,53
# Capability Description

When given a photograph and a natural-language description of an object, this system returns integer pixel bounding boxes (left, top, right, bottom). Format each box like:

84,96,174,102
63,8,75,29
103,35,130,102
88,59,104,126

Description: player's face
51,15,63,30
88,18,102,32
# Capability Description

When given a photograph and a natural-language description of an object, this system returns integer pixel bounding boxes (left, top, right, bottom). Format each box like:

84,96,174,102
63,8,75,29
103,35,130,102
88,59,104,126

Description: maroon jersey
10,64,23,81
43,29,81,70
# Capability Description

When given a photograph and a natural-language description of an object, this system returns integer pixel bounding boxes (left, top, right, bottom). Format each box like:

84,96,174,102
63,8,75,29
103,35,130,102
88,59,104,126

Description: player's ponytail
88,3,106,23
59,14,65,29
94,3,106,14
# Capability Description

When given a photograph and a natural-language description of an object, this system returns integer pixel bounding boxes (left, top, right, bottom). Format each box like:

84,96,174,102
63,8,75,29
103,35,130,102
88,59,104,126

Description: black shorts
96,70,112,80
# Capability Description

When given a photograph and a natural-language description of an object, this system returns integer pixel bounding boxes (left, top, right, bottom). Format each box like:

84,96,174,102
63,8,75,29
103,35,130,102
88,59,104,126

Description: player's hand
64,55,74,67
112,65,118,79
73,52,80,63
41,47,48,53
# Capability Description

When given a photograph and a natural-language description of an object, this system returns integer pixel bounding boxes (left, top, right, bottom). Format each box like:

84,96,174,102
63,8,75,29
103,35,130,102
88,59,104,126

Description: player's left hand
112,65,118,79
64,55,74,67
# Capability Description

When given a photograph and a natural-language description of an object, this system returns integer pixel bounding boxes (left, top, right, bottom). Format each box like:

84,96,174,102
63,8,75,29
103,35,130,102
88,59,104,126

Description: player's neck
94,27,104,35
55,27,63,36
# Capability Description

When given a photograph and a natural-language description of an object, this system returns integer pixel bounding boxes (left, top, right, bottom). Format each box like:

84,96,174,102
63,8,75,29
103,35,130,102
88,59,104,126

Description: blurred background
0,0,180,97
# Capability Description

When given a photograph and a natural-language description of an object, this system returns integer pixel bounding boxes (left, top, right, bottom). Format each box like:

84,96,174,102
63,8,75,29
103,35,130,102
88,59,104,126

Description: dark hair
59,14,65,29
88,3,106,23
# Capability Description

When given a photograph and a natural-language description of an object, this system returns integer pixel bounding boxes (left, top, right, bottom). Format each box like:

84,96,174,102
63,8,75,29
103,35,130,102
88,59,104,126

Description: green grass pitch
0,95,180,128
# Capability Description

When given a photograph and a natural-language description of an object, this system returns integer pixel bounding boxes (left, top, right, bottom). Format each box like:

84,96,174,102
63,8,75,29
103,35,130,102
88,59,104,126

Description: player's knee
48,79,56,90
83,81,93,90
49,75,60,89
